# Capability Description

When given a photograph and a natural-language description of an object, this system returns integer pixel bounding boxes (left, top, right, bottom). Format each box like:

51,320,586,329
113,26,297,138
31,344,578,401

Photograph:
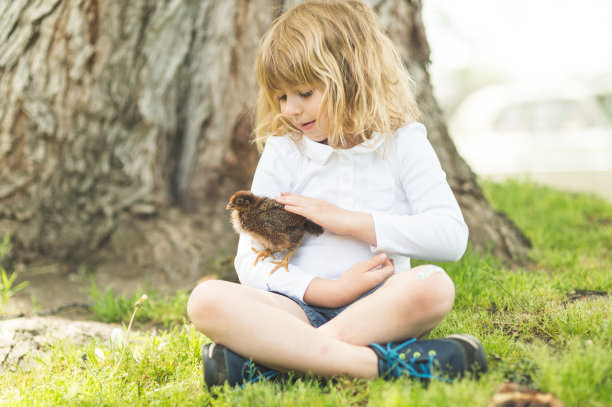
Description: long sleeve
371,124,469,261
233,136,319,300
234,233,317,300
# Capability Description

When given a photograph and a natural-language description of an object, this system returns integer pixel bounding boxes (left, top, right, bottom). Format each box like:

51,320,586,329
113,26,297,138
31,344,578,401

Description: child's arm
234,231,318,299
276,193,377,246
274,194,394,307
277,124,468,263
370,125,468,262
303,253,394,308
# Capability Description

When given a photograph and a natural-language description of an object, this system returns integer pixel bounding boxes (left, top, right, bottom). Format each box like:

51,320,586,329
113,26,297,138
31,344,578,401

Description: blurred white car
448,82,612,199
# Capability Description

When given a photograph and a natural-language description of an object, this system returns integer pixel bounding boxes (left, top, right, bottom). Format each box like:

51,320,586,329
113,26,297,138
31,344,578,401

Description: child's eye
299,91,313,98
278,94,287,102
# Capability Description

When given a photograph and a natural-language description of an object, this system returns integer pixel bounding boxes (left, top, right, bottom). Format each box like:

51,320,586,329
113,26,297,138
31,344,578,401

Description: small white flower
110,328,124,348
94,347,106,360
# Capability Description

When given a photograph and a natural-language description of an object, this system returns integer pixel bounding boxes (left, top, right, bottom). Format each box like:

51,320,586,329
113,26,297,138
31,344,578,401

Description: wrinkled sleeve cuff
370,211,468,262
370,212,395,254
264,266,316,301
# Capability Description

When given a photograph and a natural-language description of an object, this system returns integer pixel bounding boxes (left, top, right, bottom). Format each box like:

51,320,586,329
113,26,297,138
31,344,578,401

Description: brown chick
226,190,324,273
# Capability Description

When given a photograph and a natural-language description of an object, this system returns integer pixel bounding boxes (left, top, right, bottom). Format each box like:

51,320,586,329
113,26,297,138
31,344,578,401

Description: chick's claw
269,259,289,274
269,249,295,274
251,247,275,266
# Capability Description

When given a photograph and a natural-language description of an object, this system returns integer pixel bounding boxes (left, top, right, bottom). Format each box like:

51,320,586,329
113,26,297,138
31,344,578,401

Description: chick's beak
226,202,234,210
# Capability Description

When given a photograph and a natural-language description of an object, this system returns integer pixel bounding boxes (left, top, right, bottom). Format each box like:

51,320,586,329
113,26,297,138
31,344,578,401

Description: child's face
277,82,328,143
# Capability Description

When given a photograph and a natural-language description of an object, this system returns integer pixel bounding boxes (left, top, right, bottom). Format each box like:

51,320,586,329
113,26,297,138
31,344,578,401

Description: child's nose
284,95,302,117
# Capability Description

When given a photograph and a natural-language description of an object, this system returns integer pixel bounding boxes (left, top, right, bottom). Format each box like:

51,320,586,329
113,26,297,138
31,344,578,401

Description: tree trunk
0,0,529,287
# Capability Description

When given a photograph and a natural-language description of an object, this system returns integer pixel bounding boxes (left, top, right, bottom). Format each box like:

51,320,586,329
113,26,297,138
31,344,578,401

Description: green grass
0,234,29,314
89,278,191,328
1,180,610,406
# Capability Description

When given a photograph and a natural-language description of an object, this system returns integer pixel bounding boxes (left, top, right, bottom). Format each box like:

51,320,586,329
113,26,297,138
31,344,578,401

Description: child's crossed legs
187,264,454,379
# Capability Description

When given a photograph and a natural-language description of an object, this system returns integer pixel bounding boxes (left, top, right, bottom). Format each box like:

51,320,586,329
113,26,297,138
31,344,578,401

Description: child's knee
402,265,455,314
415,264,447,282
418,265,455,313
187,280,228,326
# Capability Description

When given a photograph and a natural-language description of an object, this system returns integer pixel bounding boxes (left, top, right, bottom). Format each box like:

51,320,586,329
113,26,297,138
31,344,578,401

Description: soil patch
0,316,119,370
566,289,609,303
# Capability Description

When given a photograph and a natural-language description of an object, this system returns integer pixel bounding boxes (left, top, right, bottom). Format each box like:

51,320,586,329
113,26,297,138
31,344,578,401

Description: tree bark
0,0,529,286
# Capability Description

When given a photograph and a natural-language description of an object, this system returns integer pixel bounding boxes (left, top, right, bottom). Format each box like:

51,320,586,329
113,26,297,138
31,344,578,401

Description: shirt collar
299,133,386,164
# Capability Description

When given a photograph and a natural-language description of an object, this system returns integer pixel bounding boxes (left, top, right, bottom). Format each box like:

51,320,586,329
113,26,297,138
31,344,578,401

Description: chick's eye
236,198,244,204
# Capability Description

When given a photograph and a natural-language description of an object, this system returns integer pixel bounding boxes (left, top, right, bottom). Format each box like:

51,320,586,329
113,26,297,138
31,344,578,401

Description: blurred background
422,0,612,201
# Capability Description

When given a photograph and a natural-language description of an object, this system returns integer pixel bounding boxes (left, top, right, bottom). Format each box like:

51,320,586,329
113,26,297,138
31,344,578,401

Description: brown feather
226,190,324,272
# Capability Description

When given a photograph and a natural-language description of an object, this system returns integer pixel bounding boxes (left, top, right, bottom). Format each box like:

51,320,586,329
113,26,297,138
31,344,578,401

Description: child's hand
275,193,376,245
303,253,394,308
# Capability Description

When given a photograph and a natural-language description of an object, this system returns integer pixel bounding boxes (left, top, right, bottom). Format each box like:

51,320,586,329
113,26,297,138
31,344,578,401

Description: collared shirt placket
338,153,354,209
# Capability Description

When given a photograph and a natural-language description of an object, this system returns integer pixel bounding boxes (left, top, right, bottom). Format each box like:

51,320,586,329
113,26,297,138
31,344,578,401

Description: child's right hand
303,254,394,308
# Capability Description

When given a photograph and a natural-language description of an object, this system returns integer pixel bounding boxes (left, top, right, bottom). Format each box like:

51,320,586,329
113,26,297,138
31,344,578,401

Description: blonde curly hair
253,0,420,150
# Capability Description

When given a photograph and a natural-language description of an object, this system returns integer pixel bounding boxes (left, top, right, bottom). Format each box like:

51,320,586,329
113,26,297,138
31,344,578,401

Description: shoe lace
241,359,280,386
371,339,452,382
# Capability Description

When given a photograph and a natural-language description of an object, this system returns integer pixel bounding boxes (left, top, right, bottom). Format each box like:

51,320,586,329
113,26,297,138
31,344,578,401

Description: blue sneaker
369,334,488,382
201,343,282,389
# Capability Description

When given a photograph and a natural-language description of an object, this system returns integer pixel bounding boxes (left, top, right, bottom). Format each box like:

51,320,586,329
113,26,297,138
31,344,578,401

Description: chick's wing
256,199,306,245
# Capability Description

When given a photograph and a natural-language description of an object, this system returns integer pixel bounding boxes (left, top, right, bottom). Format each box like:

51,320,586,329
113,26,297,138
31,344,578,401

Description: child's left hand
275,193,376,245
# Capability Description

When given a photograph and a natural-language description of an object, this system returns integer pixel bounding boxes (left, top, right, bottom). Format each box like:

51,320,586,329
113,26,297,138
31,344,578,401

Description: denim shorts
273,284,382,328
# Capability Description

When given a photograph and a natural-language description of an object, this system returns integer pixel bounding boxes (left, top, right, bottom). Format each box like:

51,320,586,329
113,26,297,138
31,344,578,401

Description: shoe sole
202,343,223,389
445,334,488,376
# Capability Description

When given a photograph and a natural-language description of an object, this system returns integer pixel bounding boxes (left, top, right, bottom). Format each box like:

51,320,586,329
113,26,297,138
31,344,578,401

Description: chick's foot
269,250,295,274
251,247,275,266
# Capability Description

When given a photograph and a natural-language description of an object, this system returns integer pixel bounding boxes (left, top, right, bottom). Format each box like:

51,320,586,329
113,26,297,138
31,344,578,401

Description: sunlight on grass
1,325,208,406
89,279,191,328
1,180,610,406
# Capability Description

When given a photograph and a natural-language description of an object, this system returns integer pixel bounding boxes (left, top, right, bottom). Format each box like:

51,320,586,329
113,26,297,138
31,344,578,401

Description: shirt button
341,155,350,163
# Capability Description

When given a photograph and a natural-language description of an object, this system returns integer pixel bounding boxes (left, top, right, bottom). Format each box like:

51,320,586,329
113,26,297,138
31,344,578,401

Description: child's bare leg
187,280,379,378
318,265,455,345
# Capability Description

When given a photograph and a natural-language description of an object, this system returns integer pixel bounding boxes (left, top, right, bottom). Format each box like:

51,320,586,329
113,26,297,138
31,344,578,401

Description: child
187,0,487,388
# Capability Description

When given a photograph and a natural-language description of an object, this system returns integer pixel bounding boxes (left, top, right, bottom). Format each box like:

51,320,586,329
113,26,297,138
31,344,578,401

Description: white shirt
234,122,468,301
